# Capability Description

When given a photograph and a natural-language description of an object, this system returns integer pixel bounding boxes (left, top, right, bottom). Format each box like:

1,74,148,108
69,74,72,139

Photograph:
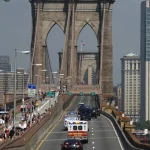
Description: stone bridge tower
30,0,115,94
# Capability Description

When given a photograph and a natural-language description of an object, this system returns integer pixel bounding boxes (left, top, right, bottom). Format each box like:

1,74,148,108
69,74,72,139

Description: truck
67,120,88,143
78,106,91,120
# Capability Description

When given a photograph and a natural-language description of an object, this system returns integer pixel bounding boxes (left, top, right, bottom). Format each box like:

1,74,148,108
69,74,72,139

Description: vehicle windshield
67,117,78,120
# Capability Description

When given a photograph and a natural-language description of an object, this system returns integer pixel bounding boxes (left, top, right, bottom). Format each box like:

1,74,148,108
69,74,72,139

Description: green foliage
140,120,150,130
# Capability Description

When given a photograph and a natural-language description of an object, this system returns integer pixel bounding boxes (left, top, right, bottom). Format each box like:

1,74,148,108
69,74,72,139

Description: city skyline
0,0,142,85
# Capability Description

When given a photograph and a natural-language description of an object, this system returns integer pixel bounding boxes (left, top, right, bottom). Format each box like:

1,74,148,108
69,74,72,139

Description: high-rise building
0,70,29,105
121,53,140,122
0,56,11,72
141,0,150,123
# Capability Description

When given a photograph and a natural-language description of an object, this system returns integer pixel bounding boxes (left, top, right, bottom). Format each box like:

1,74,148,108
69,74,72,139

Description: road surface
36,96,124,150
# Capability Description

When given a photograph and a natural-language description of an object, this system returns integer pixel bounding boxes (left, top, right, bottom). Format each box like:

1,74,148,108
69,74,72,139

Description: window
134,63,136,70
130,63,132,70
138,63,140,70
73,126,77,130
78,126,82,130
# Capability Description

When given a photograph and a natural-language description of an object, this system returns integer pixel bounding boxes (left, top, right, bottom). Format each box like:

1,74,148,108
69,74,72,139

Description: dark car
91,108,97,118
92,107,100,116
79,106,91,121
61,139,83,150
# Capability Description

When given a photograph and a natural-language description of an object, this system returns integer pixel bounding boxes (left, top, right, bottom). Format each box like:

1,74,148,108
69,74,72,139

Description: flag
81,40,84,51
81,40,85,46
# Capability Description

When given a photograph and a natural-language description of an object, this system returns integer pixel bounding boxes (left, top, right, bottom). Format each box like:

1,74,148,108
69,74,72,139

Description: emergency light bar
69,122,86,124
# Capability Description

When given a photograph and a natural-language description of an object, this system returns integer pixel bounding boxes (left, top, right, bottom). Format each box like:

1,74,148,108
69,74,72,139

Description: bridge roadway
36,96,124,150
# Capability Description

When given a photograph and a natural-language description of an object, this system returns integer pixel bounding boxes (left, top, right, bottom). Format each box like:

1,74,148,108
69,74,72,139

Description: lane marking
40,136,119,142
92,141,94,144
88,125,112,127
36,96,76,150
102,115,124,150
93,147,95,149
92,133,94,135
89,130,114,132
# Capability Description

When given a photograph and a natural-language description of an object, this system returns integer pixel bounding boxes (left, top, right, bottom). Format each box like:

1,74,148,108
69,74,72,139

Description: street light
13,49,30,128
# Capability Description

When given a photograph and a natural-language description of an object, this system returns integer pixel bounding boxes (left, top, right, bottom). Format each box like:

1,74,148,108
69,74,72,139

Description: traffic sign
80,92,84,96
28,84,36,97
68,92,72,96
47,91,55,97
90,92,96,96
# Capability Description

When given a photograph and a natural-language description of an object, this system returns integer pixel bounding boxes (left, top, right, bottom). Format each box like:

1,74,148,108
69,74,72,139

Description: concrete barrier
99,95,150,150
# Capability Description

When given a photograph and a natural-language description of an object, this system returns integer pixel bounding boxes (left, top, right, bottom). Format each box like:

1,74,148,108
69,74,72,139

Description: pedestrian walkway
14,91,59,126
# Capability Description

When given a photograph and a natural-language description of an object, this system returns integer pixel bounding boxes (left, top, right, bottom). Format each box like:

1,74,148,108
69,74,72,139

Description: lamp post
29,64,42,123
13,49,30,128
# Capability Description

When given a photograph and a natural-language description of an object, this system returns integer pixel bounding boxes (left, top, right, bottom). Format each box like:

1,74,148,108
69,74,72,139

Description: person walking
9,127,15,139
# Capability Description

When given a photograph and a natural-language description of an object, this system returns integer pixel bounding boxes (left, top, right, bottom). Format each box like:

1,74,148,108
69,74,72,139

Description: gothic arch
75,20,98,42
83,63,96,75
81,63,96,82
42,20,64,45
46,20,64,40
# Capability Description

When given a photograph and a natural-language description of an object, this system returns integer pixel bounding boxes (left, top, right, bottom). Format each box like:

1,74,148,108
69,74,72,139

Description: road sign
90,92,96,96
28,84,36,97
80,92,84,96
47,91,54,97
68,92,72,96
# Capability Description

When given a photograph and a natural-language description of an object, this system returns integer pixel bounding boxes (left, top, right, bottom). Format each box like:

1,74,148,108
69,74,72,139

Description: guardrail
101,110,143,150
99,95,150,150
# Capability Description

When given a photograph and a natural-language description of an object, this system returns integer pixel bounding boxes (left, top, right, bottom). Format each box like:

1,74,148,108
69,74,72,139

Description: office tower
141,0,150,123
0,70,29,105
0,56,11,72
121,53,140,122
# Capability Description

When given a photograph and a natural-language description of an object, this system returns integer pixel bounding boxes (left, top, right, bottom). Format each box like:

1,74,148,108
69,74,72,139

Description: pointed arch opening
46,24,65,73
83,66,97,85
77,24,98,52
77,24,99,85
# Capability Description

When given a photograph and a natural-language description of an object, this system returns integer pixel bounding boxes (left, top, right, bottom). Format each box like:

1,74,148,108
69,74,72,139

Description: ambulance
67,121,88,143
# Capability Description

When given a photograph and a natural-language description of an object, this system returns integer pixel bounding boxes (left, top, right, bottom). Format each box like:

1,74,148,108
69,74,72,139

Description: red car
61,139,83,150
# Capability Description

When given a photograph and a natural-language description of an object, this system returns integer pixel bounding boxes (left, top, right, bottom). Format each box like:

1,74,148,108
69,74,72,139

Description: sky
0,0,143,85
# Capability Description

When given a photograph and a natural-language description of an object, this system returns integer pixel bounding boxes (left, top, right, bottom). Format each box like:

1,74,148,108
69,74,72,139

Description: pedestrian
5,126,9,139
25,104,28,112
0,118,4,126
20,105,23,113
27,104,30,112
9,127,15,139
